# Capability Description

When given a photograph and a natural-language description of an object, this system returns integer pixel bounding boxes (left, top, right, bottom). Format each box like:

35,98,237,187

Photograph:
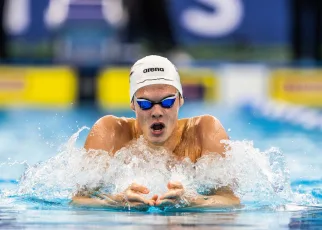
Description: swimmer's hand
71,183,158,210
155,182,241,209
95,183,157,210
118,183,158,209
155,181,186,208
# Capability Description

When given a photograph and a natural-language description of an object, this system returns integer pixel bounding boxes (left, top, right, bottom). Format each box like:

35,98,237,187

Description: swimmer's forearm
71,196,118,207
190,194,240,207
71,196,107,207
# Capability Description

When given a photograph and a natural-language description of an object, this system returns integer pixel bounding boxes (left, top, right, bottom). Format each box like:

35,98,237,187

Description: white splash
13,127,318,207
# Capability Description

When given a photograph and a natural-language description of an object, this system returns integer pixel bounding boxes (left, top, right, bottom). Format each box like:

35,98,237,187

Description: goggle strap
135,93,178,103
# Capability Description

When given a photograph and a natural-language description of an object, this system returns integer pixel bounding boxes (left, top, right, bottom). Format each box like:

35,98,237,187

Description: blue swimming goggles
134,92,179,110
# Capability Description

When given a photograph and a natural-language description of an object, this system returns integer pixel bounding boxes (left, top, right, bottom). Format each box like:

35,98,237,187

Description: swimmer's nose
151,104,163,118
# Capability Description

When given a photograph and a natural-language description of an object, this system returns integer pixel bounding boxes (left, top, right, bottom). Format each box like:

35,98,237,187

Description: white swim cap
129,55,183,101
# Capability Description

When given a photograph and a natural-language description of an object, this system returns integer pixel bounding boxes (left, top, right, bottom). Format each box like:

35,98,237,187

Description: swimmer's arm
157,182,239,208
190,194,240,207
71,196,109,207
71,193,123,207
70,187,110,207
196,115,240,206
71,184,156,208
189,187,240,207
198,115,229,157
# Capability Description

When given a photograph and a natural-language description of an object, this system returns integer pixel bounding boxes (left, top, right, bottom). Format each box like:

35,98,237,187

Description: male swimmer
72,55,240,209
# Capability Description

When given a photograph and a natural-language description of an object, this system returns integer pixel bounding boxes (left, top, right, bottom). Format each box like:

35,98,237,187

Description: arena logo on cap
143,68,164,73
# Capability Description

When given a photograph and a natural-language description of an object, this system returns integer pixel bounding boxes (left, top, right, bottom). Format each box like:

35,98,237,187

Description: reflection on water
0,204,322,229
288,208,322,229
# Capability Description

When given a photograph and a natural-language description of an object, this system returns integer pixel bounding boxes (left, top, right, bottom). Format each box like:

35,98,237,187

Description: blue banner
7,0,290,45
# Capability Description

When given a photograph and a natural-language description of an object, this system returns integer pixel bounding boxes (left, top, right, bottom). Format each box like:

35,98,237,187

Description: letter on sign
181,0,243,37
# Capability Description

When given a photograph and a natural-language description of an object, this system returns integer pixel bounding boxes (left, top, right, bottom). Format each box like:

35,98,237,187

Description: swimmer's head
129,55,183,102
129,55,184,145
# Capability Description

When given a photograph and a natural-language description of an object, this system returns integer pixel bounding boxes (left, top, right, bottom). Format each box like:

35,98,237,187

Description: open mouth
150,122,165,132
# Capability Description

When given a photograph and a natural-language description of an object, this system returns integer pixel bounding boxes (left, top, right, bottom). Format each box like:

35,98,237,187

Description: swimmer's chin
147,138,167,147
146,136,168,147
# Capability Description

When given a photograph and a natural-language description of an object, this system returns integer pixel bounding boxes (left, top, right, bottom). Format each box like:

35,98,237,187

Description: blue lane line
0,179,18,184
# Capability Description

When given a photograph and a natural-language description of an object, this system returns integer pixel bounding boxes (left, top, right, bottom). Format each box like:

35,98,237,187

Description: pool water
0,102,321,229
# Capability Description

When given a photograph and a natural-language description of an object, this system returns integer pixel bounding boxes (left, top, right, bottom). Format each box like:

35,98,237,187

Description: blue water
0,102,322,229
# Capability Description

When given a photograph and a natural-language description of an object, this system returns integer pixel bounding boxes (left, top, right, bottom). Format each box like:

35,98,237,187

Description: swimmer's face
131,84,183,145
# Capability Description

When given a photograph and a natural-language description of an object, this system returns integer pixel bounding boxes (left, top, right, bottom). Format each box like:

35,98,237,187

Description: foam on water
2,127,319,209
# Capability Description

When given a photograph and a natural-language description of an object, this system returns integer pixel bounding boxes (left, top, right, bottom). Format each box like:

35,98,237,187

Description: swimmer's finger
159,189,184,200
155,198,176,206
151,194,158,201
127,192,153,205
129,183,150,194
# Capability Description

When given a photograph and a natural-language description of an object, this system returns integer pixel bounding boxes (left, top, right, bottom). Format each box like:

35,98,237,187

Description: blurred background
0,0,322,175
1,0,322,107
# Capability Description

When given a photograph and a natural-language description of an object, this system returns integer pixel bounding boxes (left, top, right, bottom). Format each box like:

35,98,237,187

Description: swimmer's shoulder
179,115,227,147
98,115,135,135
85,115,135,153
195,114,225,134
179,114,222,131
195,115,229,156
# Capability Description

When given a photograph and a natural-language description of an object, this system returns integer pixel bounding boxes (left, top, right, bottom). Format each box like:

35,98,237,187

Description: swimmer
72,55,240,209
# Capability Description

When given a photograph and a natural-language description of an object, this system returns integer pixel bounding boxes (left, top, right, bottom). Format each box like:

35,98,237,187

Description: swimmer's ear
179,96,184,107
130,101,135,111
